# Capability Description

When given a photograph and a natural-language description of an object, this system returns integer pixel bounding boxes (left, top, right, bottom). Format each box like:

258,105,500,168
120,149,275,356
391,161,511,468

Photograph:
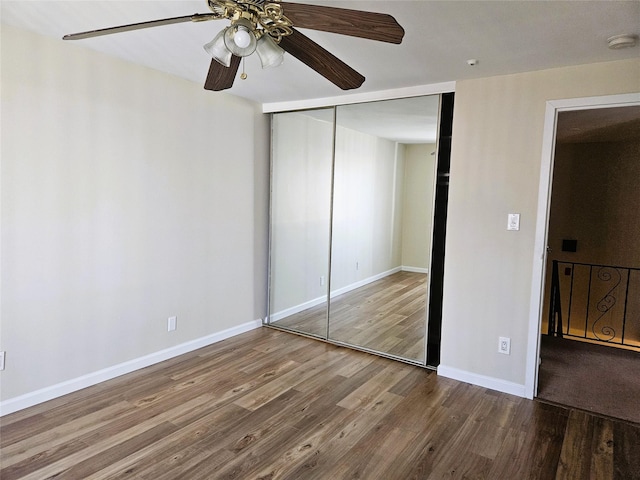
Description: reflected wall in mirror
328,96,440,363
268,108,334,338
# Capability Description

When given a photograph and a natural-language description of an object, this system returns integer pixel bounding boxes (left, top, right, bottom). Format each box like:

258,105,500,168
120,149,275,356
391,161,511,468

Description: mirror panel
328,96,440,363
267,108,334,337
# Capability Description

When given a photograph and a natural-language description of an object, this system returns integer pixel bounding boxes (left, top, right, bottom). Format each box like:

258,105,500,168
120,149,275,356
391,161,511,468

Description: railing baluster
548,260,563,337
585,265,593,339
567,262,575,336
545,260,639,352
621,269,631,345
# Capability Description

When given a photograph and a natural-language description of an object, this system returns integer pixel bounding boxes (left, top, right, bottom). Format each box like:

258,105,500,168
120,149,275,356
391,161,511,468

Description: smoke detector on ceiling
607,34,638,49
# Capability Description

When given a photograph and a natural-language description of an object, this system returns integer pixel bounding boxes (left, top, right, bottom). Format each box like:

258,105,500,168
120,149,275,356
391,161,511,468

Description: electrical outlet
0,351,5,371
498,337,511,355
168,316,177,332
320,275,325,286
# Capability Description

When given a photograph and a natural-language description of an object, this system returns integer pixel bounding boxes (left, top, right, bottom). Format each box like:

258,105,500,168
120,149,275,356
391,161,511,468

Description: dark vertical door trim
426,92,454,367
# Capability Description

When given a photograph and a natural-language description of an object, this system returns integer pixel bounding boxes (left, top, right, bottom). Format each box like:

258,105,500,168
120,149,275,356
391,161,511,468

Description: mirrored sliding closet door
268,108,334,338
268,94,448,366
327,96,440,363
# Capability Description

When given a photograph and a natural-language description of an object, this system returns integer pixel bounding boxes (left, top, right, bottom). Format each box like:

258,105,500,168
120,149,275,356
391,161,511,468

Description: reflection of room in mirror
268,95,445,366
276,271,426,359
268,108,334,339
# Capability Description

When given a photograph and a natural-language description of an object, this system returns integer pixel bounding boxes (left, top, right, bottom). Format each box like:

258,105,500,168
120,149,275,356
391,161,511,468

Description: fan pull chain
240,57,247,80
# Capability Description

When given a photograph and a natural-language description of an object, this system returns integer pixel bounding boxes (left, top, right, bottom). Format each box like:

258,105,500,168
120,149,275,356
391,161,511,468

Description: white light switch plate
507,213,520,231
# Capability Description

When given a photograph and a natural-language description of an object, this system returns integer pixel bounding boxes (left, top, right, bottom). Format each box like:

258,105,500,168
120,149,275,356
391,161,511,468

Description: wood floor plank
233,349,346,411
336,362,412,411
136,396,290,480
273,391,406,480
326,425,420,480
2,327,639,480
0,438,89,480
591,416,614,480
556,409,594,480
274,272,427,361
89,398,262,480
49,421,178,479
0,400,132,469
614,421,640,480
377,398,470,479
512,402,569,479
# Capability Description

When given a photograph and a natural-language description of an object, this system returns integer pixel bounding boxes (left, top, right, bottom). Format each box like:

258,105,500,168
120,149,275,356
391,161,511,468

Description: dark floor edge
535,396,640,427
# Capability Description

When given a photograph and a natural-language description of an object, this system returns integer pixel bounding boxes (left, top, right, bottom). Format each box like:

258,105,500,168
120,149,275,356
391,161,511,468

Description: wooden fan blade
279,29,365,90
279,2,404,44
204,56,241,91
63,13,220,40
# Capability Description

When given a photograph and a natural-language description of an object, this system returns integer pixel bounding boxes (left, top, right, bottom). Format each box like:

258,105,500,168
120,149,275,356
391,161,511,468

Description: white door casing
525,92,640,399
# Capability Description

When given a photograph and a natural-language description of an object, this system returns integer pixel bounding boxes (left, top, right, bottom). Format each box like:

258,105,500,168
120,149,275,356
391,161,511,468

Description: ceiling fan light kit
222,18,258,56
203,29,233,66
256,34,285,68
63,0,405,92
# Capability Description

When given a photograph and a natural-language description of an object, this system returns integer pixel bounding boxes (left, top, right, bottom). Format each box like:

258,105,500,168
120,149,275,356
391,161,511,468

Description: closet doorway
266,94,454,368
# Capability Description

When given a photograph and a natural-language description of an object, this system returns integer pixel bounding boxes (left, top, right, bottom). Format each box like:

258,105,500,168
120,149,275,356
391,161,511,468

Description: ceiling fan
63,0,405,92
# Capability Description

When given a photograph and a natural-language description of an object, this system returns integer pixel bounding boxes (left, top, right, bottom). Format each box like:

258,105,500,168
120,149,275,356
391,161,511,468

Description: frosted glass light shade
204,29,232,67
224,20,257,57
256,34,284,68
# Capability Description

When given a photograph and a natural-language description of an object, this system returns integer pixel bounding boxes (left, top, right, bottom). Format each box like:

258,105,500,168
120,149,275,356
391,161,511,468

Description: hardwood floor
272,271,427,362
2,327,639,479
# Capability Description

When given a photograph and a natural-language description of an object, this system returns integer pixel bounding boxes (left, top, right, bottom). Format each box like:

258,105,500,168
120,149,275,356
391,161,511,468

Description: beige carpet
537,335,640,425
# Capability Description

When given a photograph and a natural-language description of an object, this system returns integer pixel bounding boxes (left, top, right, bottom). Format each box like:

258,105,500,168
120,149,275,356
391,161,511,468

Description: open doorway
528,96,640,423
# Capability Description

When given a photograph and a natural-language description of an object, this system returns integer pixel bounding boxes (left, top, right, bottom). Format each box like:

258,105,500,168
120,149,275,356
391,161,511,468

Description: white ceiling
2,0,639,107
2,1,638,144
298,95,441,142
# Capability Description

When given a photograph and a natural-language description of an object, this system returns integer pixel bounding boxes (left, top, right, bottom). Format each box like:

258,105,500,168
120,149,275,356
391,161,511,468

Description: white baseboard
330,267,402,298
0,319,263,416
437,364,526,398
269,267,403,322
401,266,429,274
269,295,327,322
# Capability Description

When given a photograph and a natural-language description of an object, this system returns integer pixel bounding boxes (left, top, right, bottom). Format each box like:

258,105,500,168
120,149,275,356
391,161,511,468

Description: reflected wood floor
273,271,427,362
2,328,639,480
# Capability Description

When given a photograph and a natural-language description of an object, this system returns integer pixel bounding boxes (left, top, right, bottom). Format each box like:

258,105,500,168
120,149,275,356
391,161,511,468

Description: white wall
269,111,333,314
439,58,640,392
331,125,402,290
270,114,407,315
0,25,270,406
549,139,640,267
401,144,436,270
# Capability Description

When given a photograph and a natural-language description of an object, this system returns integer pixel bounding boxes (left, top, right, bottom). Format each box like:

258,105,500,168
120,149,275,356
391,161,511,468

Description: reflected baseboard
270,266,428,323
402,266,429,274
269,295,327,322
329,267,402,299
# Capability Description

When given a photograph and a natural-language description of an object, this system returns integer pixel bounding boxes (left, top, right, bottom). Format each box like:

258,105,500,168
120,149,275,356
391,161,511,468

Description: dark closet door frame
426,92,454,368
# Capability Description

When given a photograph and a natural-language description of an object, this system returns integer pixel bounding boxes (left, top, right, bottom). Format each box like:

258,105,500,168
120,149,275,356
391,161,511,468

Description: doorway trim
524,92,640,399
